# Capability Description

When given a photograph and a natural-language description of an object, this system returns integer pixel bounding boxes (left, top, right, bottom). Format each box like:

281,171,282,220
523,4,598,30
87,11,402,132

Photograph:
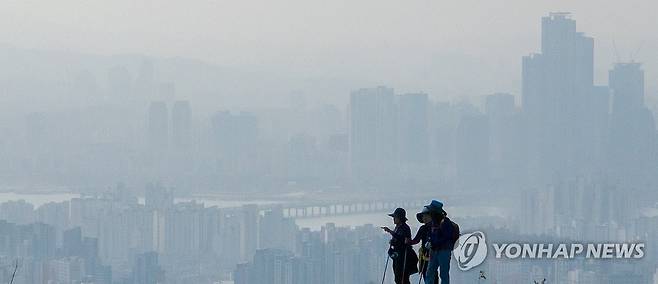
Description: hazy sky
1,0,657,102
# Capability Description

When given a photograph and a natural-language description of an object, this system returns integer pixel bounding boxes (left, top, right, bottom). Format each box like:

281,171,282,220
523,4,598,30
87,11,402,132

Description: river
0,192,510,230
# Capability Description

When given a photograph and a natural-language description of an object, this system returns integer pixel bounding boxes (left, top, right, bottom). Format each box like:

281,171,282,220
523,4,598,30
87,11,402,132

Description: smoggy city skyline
0,5,657,284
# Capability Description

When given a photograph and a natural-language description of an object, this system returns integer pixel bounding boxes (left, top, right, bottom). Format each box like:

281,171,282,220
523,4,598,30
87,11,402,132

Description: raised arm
408,225,427,245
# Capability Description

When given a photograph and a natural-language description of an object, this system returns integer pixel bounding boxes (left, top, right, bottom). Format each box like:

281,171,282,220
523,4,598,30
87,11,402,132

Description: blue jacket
428,217,455,251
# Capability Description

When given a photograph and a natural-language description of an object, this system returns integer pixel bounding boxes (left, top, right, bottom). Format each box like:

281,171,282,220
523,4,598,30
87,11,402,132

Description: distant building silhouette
610,63,645,112
349,86,398,183
522,12,602,182
608,63,657,186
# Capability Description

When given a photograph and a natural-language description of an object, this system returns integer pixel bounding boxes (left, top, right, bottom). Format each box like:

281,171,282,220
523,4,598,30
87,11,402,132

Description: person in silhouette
407,207,438,284
382,208,418,284
423,200,455,284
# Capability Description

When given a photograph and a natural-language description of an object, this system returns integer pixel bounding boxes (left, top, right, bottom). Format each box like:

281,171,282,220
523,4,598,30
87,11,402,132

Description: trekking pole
381,253,390,284
418,248,429,284
417,257,423,284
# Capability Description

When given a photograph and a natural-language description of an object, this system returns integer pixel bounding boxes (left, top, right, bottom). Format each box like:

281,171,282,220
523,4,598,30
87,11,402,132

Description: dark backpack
428,218,461,249
448,219,460,247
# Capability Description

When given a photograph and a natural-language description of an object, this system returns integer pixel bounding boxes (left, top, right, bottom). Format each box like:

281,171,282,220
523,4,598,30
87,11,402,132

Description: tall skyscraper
610,63,645,113
522,13,597,182
608,63,657,186
349,86,397,182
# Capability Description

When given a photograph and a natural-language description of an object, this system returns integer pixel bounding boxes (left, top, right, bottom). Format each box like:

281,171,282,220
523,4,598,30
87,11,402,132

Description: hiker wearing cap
423,200,458,284
406,207,438,284
381,208,419,284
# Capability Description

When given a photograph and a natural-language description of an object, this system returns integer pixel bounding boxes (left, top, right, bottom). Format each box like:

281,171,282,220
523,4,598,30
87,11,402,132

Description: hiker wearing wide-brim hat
408,207,438,284
424,200,447,216
422,200,458,284
381,208,418,284
415,206,430,223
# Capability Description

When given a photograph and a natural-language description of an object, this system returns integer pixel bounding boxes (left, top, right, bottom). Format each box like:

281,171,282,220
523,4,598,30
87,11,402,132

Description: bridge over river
247,191,483,219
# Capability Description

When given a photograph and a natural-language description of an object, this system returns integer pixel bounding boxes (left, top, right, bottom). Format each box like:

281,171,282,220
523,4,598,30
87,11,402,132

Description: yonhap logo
451,230,645,272
453,231,488,271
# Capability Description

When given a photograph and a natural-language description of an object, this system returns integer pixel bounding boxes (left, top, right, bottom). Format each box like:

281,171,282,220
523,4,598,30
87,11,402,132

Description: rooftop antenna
630,40,645,63
612,39,622,63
